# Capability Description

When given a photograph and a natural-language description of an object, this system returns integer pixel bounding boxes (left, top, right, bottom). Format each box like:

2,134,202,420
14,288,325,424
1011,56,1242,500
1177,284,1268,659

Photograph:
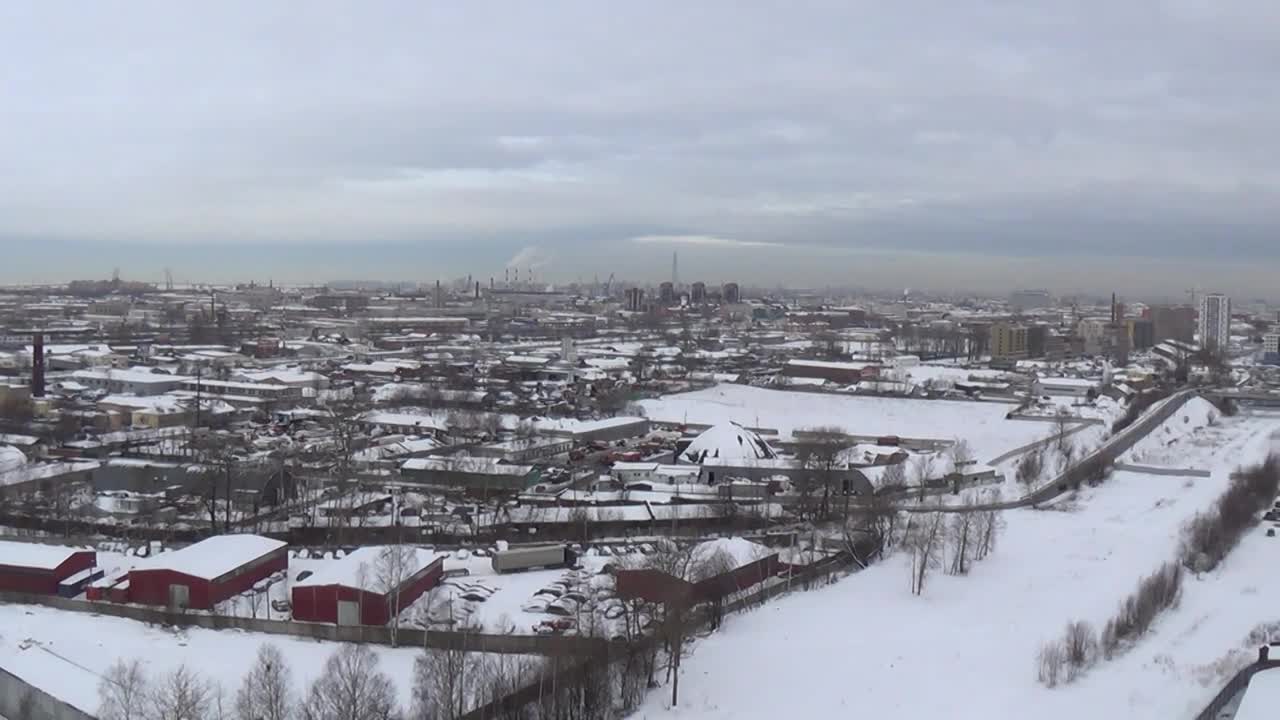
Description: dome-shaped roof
0,445,28,474
681,422,777,464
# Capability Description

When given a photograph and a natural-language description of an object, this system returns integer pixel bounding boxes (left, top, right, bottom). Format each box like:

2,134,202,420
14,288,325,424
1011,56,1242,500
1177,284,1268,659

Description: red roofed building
125,534,287,610
292,546,445,626
0,540,96,595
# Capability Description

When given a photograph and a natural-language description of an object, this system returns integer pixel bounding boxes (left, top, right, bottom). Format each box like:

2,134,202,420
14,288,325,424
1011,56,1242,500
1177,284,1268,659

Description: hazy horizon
3,2,1279,298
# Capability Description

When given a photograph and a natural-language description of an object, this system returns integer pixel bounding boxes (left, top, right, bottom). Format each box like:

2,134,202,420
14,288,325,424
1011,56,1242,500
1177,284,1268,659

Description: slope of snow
639,384,1047,462
1122,397,1221,466
634,412,1280,720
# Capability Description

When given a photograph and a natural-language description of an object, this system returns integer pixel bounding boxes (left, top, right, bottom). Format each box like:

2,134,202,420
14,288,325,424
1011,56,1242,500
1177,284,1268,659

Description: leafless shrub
1181,456,1280,573
1015,448,1043,490
1063,620,1098,679
1037,641,1065,688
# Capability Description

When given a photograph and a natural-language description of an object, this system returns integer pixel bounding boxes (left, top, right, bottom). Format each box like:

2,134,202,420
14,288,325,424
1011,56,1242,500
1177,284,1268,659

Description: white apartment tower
1198,293,1231,353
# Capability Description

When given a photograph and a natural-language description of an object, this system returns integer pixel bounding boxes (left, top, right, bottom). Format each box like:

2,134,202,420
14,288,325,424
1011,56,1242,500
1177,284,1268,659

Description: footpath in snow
634,410,1280,720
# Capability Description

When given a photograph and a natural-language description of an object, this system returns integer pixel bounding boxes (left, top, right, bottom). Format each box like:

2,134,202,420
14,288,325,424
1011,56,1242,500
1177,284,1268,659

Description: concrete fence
0,665,97,720
0,591,608,658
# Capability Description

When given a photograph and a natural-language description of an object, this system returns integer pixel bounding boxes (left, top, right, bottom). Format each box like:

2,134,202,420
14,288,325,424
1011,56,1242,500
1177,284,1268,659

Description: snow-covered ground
639,384,1051,462
633,410,1280,720
0,602,529,714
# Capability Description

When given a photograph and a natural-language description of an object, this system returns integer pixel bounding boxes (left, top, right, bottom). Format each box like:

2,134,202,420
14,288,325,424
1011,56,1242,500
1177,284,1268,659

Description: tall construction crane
603,272,615,297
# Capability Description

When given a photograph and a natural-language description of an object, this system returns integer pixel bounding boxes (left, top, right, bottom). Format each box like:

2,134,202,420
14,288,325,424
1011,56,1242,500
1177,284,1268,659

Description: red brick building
126,535,287,610
292,546,445,626
0,540,96,595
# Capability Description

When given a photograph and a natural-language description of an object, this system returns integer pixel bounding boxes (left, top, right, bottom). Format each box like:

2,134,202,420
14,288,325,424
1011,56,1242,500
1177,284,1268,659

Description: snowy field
634,410,1280,720
0,602,500,714
639,384,1050,462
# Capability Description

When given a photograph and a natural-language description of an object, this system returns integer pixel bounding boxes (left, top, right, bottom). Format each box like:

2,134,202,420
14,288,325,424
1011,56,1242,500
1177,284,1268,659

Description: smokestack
31,332,45,398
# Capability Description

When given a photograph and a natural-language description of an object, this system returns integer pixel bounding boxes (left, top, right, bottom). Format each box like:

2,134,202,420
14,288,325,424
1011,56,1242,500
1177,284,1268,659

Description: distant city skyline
4,3,1280,297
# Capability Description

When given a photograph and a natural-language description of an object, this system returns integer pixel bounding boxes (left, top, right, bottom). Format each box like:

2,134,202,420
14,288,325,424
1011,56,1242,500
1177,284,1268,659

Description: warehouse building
401,456,541,493
125,534,287,610
291,546,445,626
0,540,96,595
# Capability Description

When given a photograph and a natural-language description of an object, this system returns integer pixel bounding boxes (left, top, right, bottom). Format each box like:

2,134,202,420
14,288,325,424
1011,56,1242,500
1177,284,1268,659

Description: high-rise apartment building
1149,305,1196,344
1198,293,1231,353
722,282,741,304
991,323,1029,361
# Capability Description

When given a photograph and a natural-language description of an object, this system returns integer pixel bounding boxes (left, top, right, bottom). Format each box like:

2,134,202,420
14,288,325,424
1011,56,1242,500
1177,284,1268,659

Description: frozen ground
639,384,1051,462
0,602,531,714
633,410,1280,720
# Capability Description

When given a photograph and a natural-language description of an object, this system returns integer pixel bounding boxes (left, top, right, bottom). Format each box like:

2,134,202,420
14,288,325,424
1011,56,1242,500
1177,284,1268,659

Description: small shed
126,534,288,610
291,546,445,626
0,540,96,595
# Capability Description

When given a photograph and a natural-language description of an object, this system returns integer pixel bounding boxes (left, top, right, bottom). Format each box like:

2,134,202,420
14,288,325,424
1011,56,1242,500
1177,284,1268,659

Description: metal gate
337,600,360,626
168,584,190,609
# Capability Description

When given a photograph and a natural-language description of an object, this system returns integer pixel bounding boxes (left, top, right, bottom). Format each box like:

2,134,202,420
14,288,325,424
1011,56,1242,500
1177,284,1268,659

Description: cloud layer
2,1,1278,292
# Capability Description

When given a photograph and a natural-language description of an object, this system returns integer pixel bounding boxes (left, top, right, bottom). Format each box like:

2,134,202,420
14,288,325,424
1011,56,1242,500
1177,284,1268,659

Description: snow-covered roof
0,540,91,570
401,456,535,476
681,422,778,464
293,546,443,592
691,537,772,576
135,535,286,581
361,411,446,431
0,445,27,473
1234,666,1280,720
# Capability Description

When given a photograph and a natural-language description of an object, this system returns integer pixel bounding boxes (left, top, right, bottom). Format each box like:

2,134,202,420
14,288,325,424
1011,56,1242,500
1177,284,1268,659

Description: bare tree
147,665,212,720
245,589,265,620
878,460,907,492
375,543,416,647
795,426,847,519
1063,620,1098,680
947,498,977,576
973,504,1004,562
235,644,294,720
1053,408,1073,455
99,658,149,720
906,512,946,595
1037,641,1065,688
912,454,936,503
948,438,974,474
411,646,481,720
1015,447,1043,492
301,645,398,720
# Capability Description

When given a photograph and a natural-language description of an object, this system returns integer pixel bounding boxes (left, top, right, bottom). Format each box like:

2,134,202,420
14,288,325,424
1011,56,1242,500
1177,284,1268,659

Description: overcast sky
2,1,1278,296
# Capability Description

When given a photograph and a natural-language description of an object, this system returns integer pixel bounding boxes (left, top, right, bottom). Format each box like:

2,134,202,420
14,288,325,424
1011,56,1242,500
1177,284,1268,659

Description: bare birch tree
99,658,148,720
411,646,481,720
947,499,977,576
301,645,398,720
375,543,416,648
906,512,946,595
912,454,936,503
147,665,212,720
235,644,294,720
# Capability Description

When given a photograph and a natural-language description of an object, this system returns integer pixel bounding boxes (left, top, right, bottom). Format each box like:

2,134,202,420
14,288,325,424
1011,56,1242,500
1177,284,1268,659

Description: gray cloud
2,1,1279,293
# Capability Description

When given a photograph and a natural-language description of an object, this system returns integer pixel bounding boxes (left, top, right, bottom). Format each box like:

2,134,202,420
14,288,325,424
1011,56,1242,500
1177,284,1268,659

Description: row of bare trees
101,641,550,720
1181,455,1280,573
903,492,1004,596
1038,562,1184,688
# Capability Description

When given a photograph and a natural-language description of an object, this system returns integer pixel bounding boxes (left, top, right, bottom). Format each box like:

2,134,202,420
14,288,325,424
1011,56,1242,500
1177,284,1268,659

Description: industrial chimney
31,332,45,398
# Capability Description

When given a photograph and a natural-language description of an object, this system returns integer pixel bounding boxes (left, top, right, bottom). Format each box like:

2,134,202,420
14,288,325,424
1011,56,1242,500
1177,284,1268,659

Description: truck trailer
491,545,576,573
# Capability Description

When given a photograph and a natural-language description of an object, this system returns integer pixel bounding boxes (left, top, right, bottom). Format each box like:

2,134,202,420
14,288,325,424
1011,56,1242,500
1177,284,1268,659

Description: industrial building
400,456,541,493
124,534,288,610
0,540,96,595
781,359,879,384
291,546,445,626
